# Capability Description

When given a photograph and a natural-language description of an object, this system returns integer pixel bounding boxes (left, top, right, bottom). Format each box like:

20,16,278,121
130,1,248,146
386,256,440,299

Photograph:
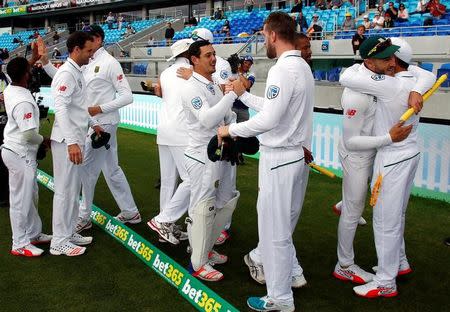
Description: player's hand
408,91,423,114
389,121,413,142
68,144,83,165
88,106,102,116
177,67,193,80
217,125,230,140
29,42,40,65
40,52,49,65
302,146,314,164
224,82,234,94
231,79,245,96
92,125,104,135
153,83,162,97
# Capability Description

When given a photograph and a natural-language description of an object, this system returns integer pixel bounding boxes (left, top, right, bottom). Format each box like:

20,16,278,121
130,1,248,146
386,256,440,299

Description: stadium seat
436,69,450,87
419,63,434,72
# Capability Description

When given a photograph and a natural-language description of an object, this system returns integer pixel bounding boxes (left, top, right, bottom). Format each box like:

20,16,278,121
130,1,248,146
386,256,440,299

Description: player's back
259,52,314,148
157,58,191,145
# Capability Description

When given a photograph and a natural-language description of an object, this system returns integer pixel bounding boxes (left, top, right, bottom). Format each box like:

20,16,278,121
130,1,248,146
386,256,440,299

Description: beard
266,42,276,59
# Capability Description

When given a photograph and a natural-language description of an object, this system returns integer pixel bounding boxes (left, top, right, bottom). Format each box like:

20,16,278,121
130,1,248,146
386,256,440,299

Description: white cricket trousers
51,141,83,247
372,149,420,287
155,144,190,223
337,150,374,267
185,147,234,270
79,124,138,220
1,148,42,249
257,146,309,304
185,148,234,216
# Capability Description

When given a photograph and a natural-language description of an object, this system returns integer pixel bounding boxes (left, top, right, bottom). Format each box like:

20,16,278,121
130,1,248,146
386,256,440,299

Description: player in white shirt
181,40,244,282
49,32,98,257
177,28,237,246
147,39,193,245
340,36,436,298
42,26,141,231
218,12,314,312
242,32,315,289
1,57,51,257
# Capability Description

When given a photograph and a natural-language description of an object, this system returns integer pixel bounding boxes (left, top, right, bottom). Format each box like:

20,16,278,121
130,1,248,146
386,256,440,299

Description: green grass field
1,119,449,312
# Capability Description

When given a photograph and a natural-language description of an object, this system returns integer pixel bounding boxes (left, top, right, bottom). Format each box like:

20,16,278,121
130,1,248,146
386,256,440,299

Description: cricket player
242,31,315,288
43,26,141,230
181,39,244,281
218,12,314,311
147,39,193,245
340,36,436,298
177,28,236,246
49,31,98,256
1,57,51,257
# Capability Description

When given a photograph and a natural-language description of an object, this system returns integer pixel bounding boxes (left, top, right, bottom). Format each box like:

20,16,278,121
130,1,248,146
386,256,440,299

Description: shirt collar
192,71,213,85
67,57,83,72
278,50,302,61
92,47,105,60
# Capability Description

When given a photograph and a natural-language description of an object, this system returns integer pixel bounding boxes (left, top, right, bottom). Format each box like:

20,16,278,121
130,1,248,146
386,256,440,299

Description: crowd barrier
38,87,450,203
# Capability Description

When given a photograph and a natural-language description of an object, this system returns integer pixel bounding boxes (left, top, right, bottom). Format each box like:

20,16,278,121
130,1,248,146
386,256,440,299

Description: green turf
1,119,449,312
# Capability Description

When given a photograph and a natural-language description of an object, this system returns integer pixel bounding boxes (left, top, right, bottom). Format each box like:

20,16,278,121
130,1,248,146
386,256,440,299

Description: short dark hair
294,32,309,42
396,57,409,70
87,24,105,41
67,31,93,53
188,40,211,64
264,11,296,44
6,57,29,83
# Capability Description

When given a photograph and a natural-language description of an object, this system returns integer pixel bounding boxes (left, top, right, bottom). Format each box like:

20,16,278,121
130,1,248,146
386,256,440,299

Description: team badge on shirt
206,83,215,95
346,109,357,118
23,112,32,120
117,74,123,81
191,97,203,109
371,74,385,81
220,70,229,80
58,85,67,92
266,85,280,99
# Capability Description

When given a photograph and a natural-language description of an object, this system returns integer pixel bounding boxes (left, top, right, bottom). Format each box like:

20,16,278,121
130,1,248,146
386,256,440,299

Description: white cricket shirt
229,50,314,149
2,85,41,157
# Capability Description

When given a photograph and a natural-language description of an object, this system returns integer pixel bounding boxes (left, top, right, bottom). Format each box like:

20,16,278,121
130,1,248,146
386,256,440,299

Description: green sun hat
359,35,400,59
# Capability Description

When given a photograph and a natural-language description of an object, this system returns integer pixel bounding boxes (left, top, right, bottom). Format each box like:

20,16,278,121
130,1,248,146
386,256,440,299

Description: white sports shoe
70,233,93,246
247,296,295,312
114,211,141,224
244,253,266,284
353,281,398,298
11,244,44,257
50,242,86,256
292,274,307,288
333,263,374,284
192,263,224,282
147,218,179,245
208,250,228,265
30,233,52,245
172,224,188,241
76,218,92,233
372,260,412,276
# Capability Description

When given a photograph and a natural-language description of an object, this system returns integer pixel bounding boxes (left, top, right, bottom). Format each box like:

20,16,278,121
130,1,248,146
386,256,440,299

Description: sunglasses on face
367,38,392,57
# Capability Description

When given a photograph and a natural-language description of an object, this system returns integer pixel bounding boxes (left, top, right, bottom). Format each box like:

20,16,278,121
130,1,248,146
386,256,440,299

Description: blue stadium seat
436,69,450,87
419,63,434,72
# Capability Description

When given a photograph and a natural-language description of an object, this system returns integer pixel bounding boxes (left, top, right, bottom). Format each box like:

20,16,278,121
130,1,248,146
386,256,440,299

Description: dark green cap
359,35,400,59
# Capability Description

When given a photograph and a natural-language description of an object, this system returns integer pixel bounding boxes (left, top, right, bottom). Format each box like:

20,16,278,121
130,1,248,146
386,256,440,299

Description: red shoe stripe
398,268,412,276
332,205,342,216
